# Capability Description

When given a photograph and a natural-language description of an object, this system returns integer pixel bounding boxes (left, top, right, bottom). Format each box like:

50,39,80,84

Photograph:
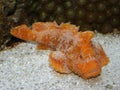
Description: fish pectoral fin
97,44,109,66
49,51,71,74
92,42,109,67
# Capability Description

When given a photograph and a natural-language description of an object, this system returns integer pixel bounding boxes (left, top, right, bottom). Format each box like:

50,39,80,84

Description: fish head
67,31,109,79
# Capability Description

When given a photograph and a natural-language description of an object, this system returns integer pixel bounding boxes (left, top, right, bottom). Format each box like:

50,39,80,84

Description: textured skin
10,22,109,79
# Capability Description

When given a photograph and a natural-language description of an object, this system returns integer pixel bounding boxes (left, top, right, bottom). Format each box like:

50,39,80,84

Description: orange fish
10,22,109,79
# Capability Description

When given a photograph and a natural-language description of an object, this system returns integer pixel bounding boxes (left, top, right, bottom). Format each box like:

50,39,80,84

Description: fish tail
10,25,37,42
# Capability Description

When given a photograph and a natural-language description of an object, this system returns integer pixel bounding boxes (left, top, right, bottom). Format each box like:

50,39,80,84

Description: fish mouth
81,68,101,79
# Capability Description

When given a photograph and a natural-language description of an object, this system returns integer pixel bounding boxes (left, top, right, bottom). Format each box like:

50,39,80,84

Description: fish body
10,22,109,79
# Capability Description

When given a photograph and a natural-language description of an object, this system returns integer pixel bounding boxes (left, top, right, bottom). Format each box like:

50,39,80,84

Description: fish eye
80,55,83,59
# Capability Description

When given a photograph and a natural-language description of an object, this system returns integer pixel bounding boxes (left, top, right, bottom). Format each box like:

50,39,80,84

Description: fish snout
73,57,102,79
81,58,102,79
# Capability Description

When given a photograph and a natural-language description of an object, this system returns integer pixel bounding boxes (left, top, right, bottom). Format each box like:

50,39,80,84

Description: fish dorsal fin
32,21,58,32
78,31,94,44
32,22,79,33
60,23,79,32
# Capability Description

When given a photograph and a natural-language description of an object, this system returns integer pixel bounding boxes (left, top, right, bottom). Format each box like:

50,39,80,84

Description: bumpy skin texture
10,22,109,79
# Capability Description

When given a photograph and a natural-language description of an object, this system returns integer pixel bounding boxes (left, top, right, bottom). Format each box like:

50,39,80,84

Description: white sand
0,31,120,90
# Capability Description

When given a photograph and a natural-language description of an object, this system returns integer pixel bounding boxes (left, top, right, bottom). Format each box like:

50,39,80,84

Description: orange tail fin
10,25,37,42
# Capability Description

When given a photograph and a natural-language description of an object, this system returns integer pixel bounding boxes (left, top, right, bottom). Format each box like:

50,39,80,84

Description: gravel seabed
0,31,120,90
